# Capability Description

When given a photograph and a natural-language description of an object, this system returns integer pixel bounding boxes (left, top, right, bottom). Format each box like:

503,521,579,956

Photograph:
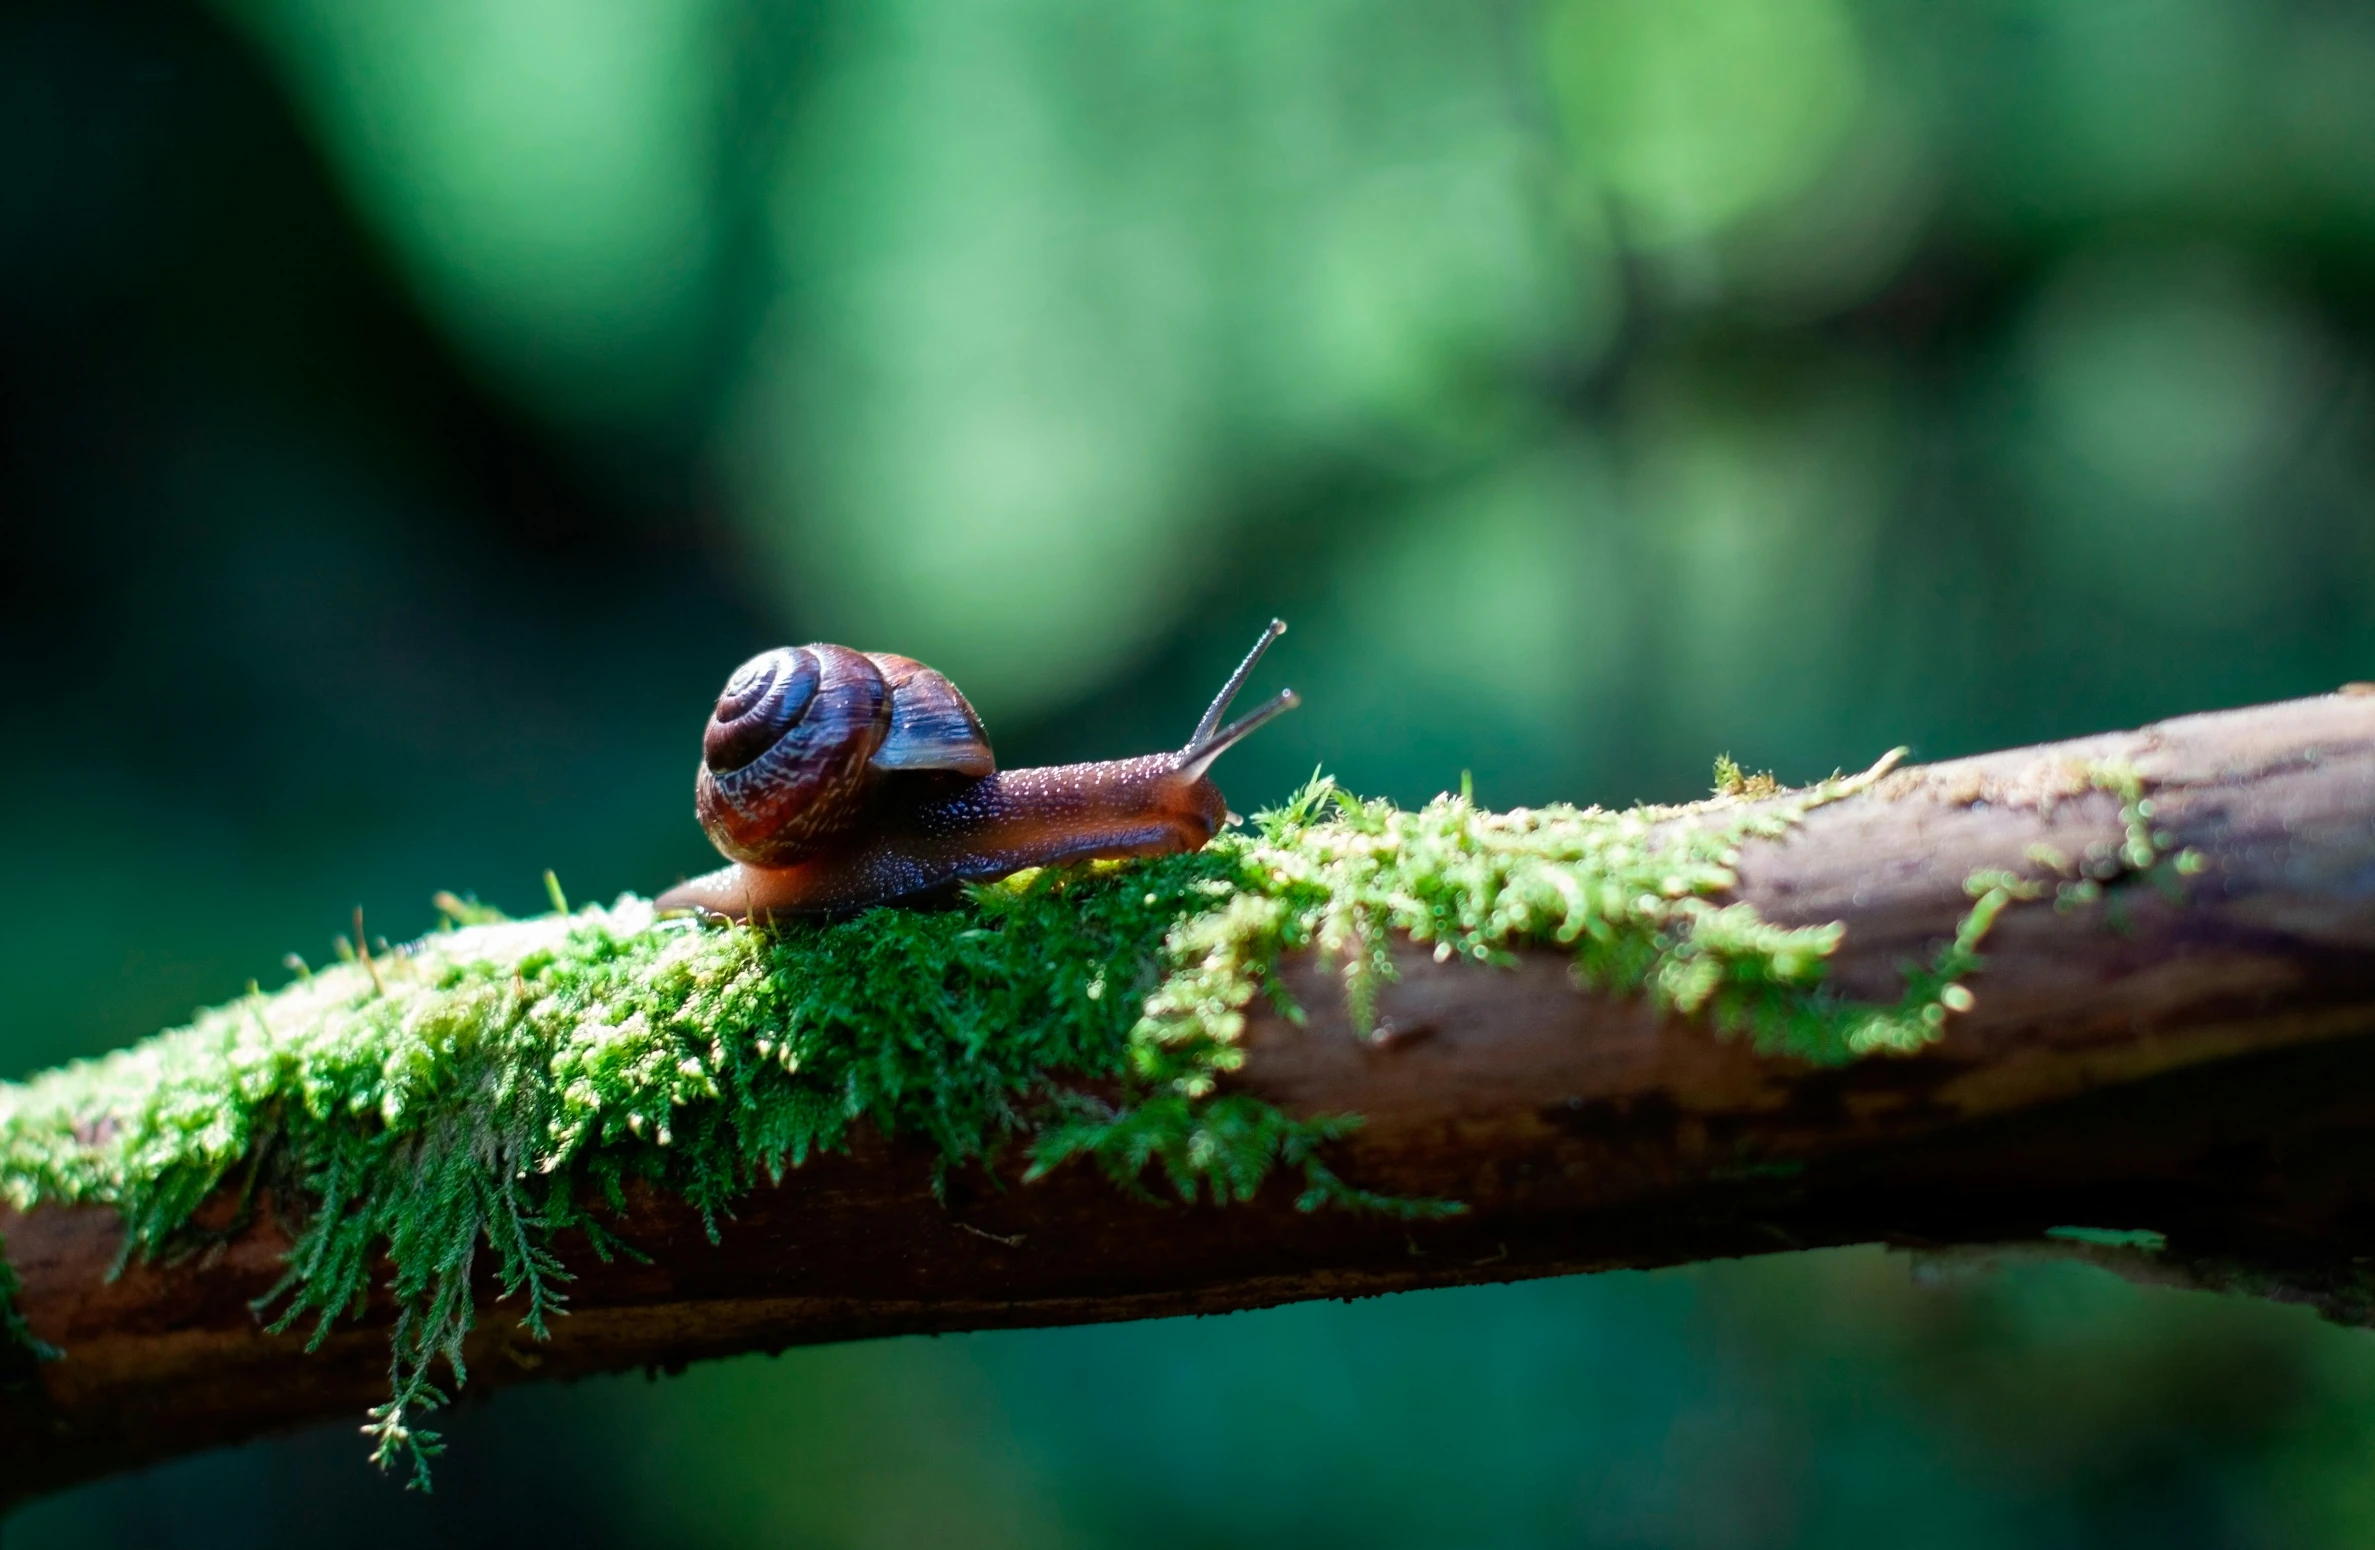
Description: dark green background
5,0,2374,1542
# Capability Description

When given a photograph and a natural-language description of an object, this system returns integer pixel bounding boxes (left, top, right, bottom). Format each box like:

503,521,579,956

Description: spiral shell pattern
692,644,996,868
695,645,891,866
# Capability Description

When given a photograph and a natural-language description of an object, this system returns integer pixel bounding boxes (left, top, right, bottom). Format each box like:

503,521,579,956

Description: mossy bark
8,691,2375,1505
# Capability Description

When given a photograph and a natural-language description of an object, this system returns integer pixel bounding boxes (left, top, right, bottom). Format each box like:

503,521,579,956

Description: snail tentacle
1190,618,1286,748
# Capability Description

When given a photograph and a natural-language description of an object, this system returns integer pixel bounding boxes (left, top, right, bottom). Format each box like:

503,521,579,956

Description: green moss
2045,1225,2167,1252
1709,754,1781,800
0,760,2165,1484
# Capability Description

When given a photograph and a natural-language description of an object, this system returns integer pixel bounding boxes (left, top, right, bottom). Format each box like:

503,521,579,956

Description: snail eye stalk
1189,619,1291,751
1182,689,1299,780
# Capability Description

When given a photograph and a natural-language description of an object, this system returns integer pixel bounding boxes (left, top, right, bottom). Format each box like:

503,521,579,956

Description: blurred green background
4,0,2375,1542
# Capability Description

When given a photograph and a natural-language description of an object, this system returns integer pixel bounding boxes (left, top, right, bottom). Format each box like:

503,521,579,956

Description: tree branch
10,691,2375,1504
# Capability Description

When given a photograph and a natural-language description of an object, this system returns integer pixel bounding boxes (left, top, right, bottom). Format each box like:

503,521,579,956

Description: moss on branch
4,758,2109,1486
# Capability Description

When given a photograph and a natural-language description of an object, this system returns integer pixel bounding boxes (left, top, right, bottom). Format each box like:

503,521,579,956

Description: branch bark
11,691,2375,1504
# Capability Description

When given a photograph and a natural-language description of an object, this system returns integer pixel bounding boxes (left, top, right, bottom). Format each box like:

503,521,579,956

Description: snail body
657,622,1298,920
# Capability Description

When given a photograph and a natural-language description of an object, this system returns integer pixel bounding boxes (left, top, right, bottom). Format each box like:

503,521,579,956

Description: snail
656,621,1299,920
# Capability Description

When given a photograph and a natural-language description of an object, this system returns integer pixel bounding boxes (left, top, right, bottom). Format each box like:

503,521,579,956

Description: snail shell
694,644,992,867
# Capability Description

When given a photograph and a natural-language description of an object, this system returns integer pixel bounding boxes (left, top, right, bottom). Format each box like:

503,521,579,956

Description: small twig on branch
9,692,2375,1505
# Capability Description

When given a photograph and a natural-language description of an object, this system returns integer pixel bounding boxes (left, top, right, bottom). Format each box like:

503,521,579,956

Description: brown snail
656,621,1299,920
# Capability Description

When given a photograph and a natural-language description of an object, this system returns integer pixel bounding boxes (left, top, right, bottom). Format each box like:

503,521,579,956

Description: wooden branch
12,691,2375,1503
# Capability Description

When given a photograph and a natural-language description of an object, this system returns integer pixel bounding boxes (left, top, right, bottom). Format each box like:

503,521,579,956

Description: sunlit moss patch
0,761,2153,1485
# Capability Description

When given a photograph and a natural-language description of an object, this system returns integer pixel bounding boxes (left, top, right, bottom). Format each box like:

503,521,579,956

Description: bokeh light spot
1544,0,1867,248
